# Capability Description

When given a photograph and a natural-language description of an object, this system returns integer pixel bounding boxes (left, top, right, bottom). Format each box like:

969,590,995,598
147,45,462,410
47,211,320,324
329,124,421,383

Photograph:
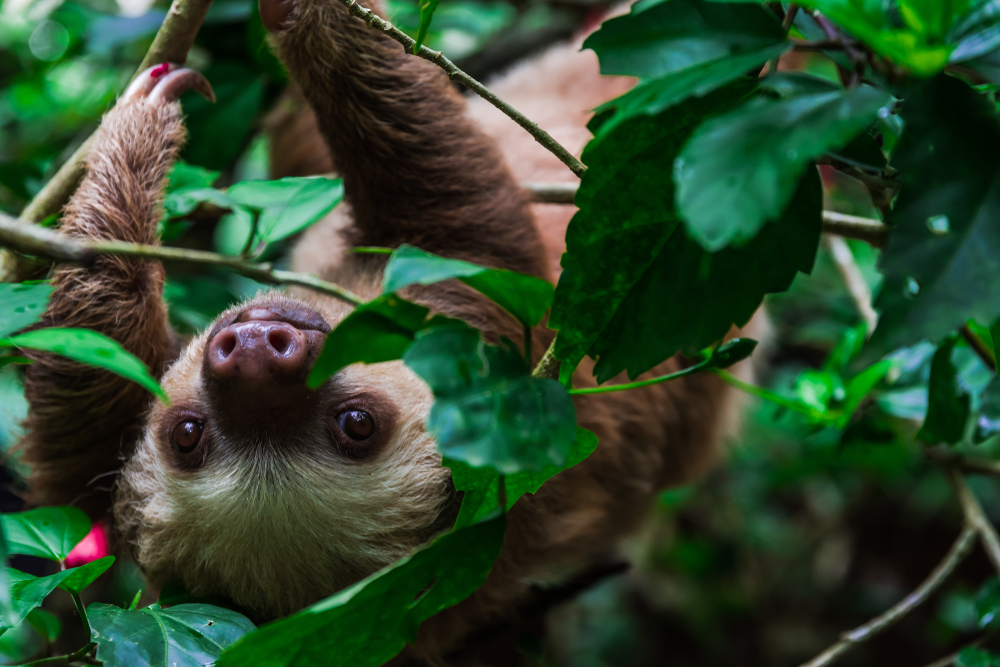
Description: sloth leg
20,66,213,519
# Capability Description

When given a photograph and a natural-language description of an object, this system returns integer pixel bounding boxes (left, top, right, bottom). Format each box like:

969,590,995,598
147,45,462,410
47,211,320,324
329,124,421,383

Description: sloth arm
264,0,548,280
20,74,193,519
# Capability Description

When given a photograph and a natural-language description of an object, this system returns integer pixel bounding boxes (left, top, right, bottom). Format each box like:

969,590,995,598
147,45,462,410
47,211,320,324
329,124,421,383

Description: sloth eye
338,410,374,441
171,419,203,453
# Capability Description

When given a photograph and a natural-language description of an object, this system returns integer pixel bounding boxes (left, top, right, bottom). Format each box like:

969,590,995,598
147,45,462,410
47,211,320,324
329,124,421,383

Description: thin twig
823,235,878,334
792,39,846,51
797,525,978,667
949,468,1000,575
766,4,799,74
21,642,97,667
961,323,996,371
337,0,586,178
523,182,577,204
820,210,889,248
0,212,364,306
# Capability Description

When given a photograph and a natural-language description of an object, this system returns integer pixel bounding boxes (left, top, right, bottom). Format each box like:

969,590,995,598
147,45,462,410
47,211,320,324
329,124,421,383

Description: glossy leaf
25,608,61,642
89,603,256,667
0,507,89,561
675,87,891,251
218,516,505,667
404,327,577,473
583,0,786,79
226,177,344,247
551,82,822,383
862,76,1000,364
793,0,953,75
307,294,459,388
383,245,554,328
58,556,115,595
414,0,442,52
0,328,167,402
976,576,1000,629
0,283,53,338
917,336,971,444
2,569,75,633
449,427,599,529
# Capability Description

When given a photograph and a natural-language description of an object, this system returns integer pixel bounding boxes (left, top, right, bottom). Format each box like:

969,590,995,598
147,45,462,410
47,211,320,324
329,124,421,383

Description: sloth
19,0,760,658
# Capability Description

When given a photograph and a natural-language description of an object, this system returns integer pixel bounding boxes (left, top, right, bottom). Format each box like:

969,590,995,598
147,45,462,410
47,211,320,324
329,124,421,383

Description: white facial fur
114,293,452,619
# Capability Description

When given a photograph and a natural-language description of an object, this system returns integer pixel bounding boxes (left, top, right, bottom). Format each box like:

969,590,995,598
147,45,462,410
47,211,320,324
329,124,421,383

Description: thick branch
797,525,978,667
0,212,363,306
337,0,586,178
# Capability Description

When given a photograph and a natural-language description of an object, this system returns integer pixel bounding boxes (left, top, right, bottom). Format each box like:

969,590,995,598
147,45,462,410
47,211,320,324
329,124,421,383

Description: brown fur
19,0,760,658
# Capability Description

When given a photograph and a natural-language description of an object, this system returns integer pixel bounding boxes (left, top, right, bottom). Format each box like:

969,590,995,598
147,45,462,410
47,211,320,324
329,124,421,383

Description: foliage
6,0,1000,665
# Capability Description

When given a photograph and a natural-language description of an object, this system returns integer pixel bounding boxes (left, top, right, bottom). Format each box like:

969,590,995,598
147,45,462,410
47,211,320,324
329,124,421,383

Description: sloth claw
123,64,215,104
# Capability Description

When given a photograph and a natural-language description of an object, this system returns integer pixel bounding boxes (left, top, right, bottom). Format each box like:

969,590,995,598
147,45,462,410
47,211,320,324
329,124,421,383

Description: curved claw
148,68,216,104
124,63,179,101
259,0,295,32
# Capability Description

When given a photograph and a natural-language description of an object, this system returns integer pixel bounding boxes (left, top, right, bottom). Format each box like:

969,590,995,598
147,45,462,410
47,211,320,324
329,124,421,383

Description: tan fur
21,0,763,658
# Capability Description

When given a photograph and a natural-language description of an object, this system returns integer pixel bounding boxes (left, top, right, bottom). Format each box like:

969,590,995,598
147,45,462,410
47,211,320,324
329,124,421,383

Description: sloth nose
207,321,308,386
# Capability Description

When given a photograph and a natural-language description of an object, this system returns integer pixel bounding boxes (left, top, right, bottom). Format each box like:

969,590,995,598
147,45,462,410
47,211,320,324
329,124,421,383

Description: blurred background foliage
1,0,997,665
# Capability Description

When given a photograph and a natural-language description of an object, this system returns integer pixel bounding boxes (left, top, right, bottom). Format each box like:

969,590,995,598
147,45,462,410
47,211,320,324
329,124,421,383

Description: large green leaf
675,87,891,251
2,569,75,634
550,82,822,383
404,327,577,473
227,177,344,247
383,245,554,328
218,516,505,667
794,0,953,75
583,0,786,79
862,75,1000,364
916,335,971,444
0,507,89,561
594,46,787,138
307,294,458,388
89,603,255,667
0,328,167,402
0,283,53,338
449,427,599,530
59,556,115,595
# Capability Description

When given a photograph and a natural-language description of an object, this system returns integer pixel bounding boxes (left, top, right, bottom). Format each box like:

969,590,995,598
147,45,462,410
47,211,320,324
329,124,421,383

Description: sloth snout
207,321,309,386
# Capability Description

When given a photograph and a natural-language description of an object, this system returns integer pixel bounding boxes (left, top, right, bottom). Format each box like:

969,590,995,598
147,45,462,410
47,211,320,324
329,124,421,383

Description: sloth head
115,291,454,620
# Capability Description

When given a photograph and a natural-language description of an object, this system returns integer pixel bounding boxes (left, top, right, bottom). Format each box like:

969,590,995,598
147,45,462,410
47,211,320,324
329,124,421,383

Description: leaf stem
765,4,799,74
21,642,97,667
713,369,824,419
568,359,712,395
336,0,586,178
0,211,364,306
71,592,91,638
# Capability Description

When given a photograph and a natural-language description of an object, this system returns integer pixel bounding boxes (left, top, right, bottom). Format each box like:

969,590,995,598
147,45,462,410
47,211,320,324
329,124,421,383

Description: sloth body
20,0,756,657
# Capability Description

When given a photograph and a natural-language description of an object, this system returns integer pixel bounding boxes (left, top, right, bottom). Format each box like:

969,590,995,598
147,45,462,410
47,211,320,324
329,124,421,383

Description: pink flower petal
65,522,109,568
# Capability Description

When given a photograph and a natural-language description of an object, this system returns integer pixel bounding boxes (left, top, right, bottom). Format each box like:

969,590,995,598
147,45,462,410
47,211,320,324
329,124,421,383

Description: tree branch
0,212,364,307
823,235,878,334
797,524,978,667
2,0,215,282
337,0,587,178
949,468,1000,575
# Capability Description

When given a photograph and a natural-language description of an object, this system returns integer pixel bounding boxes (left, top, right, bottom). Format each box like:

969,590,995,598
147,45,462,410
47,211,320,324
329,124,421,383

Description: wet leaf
0,507,89,561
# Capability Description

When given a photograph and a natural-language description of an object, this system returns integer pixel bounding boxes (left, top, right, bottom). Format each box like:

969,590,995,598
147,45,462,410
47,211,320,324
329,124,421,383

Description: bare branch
0,212,363,307
950,468,1000,575
823,235,878,334
337,0,587,178
524,182,577,204
797,525,978,667
962,323,997,371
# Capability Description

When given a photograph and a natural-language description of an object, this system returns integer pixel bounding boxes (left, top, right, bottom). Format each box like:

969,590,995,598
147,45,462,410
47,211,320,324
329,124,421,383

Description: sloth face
115,291,453,620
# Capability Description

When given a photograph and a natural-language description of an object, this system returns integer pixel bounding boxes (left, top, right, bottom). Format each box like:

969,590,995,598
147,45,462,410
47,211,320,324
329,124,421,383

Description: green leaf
0,328,167,402
307,294,458,388
583,0,786,79
976,376,1000,441
794,0,953,75
404,327,577,473
167,161,220,192
957,646,1000,667
383,245,554,328
218,516,505,667
25,608,61,642
89,603,256,667
58,556,115,595
181,62,265,171
594,44,788,137
2,569,75,633
675,87,891,251
0,524,13,630
0,507,89,561
0,283,53,338
449,427,599,529
551,82,822,383
414,0,442,52
917,336,971,444
900,0,971,40
226,177,344,247
862,75,1000,364
976,576,1000,628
